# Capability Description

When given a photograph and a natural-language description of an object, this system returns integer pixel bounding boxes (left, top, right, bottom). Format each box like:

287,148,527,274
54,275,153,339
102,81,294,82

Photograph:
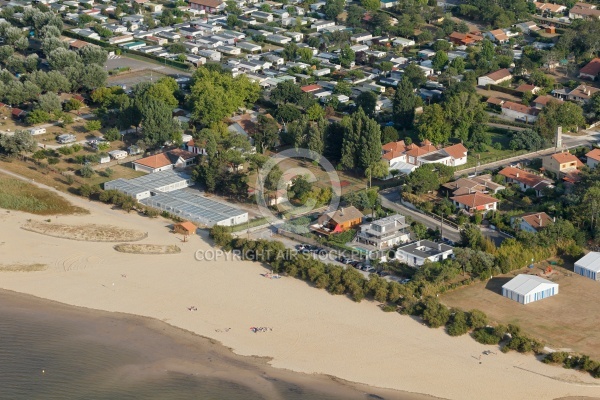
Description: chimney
340,207,344,216
538,214,542,227
438,243,442,251
516,172,520,178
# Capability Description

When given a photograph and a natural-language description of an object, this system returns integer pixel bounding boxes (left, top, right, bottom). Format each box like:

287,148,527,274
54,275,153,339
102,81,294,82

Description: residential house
448,32,484,46
395,240,454,267
477,68,512,86
381,140,468,177
567,84,600,103
533,95,562,109
132,149,197,173
393,37,416,47
586,148,600,168
188,0,223,13
312,20,335,32
486,29,509,43
579,58,600,80
311,206,364,235
542,151,584,179
513,21,540,34
514,212,554,233
569,2,600,20
380,0,398,8
186,138,207,155
498,166,554,196
515,83,540,94
353,214,410,251
534,1,566,14
442,175,505,195
451,192,499,214
501,101,540,123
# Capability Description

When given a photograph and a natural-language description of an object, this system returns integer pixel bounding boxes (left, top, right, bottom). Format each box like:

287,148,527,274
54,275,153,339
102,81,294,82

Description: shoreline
0,171,599,400
0,288,435,400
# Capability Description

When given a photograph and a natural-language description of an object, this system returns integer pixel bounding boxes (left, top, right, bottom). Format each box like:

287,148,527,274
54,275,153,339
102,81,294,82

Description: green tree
290,175,312,200
356,91,378,117
276,104,302,122
403,63,427,89
447,310,469,336
254,114,280,153
139,97,182,148
405,164,444,194
188,67,260,126
0,130,37,157
393,78,421,129
64,98,83,112
78,45,107,65
536,100,585,138
333,81,352,96
306,103,326,121
522,90,534,105
103,127,120,141
432,50,449,71
26,109,50,125
361,0,381,12
338,45,355,68
79,164,95,178
340,108,381,172
417,104,451,144
324,0,344,20
37,92,62,114
381,126,399,144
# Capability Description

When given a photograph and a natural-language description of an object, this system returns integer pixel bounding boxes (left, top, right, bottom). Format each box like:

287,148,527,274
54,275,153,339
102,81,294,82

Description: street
378,189,462,243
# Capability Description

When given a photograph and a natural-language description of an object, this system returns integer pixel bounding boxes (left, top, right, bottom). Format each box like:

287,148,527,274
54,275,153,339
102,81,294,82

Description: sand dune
1,187,600,400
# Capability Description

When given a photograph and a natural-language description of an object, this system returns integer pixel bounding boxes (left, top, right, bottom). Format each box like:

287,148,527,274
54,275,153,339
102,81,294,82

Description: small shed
502,274,558,304
574,252,600,281
173,221,197,236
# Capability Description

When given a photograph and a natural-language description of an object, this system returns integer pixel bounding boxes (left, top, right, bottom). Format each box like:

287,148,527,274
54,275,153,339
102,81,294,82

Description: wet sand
0,289,434,400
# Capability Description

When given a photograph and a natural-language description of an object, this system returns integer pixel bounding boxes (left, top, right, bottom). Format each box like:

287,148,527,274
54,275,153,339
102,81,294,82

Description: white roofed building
574,252,600,281
502,274,558,304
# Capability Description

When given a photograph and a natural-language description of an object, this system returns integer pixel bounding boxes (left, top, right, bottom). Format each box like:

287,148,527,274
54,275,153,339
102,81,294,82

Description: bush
446,310,469,336
71,143,82,152
543,352,569,364
472,327,502,345
468,309,488,329
78,183,99,197
58,146,74,155
79,164,95,178
422,298,450,328
85,120,102,132
103,127,120,142
210,225,233,247
64,99,83,112
47,157,60,165
144,207,160,218
104,167,114,177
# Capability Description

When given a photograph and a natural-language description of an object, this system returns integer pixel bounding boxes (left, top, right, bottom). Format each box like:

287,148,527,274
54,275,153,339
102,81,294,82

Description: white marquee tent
574,252,600,281
502,274,558,305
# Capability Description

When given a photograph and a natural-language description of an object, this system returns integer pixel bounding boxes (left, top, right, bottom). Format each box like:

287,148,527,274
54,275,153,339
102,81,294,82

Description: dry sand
0,183,600,400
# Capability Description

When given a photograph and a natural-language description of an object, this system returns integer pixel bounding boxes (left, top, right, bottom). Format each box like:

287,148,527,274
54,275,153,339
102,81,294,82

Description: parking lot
104,54,191,76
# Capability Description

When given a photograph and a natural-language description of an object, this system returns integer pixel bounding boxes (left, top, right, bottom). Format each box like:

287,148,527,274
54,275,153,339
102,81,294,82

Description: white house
393,37,415,47
502,274,559,304
354,214,410,251
477,68,512,86
574,252,600,281
132,149,196,173
395,240,454,267
586,148,600,168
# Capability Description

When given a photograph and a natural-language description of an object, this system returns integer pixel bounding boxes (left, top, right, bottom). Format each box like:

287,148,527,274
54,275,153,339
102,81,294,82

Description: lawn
441,264,600,359
457,128,528,171
0,175,87,215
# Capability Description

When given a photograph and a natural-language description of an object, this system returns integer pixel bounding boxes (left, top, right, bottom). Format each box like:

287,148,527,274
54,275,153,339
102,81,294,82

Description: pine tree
393,78,420,129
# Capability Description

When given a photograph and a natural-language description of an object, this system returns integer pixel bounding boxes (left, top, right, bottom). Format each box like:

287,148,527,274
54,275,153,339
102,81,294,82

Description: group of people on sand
187,306,198,311
250,327,272,333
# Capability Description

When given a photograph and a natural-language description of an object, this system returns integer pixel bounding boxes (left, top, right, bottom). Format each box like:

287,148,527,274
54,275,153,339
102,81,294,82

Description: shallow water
0,290,424,400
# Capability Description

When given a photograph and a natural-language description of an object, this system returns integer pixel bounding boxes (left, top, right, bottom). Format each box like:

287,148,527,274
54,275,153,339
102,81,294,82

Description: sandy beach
1,177,600,400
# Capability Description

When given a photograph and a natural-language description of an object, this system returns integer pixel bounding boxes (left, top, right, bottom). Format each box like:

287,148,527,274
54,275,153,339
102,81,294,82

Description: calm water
0,292,415,400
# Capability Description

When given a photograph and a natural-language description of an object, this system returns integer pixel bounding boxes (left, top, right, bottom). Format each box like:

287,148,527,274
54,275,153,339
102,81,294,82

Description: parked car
400,278,411,284
354,262,364,269
295,244,306,251
362,265,375,273
377,271,390,277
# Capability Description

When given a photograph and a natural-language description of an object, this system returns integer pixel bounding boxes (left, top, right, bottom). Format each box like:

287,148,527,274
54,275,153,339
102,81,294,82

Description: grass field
0,176,87,215
441,264,600,359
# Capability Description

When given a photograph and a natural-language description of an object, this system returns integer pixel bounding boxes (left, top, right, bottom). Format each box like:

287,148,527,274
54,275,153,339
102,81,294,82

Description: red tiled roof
175,221,197,233
502,101,539,116
188,0,222,7
451,192,499,208
552,152,583,166
586,148,600,161
443,143,468,159
486,97,504,105
301,84,322,93
580,58,600,77
521,212,553,230
134,153,172,169
498,167,551,189
515,84,537,93
534,95,561,106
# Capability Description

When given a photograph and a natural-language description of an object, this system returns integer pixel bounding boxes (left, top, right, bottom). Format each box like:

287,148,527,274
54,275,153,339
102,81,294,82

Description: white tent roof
502,274,557,296
575,252,600,273
389,161,417,175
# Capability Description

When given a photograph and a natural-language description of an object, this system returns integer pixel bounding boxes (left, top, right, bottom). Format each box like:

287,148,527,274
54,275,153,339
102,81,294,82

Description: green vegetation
0,176,86,215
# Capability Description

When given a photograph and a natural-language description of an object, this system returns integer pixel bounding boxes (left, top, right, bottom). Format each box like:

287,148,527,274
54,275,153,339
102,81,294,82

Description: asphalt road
378,189,462,243
455,130,600,177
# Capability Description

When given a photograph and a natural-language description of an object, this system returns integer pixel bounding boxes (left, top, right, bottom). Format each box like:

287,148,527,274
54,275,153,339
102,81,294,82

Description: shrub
71,143,83,152
85,120,102,132
422,298,450,328
64,174,74,185
446,310,469,336
472,327,502,345
104,167,114,177
144,208,160,218
58,146,74,155
78,183,99,197
47,157,60,165
468,309,488,329
103,127,120,142
79,164,95,178
210,225,233,247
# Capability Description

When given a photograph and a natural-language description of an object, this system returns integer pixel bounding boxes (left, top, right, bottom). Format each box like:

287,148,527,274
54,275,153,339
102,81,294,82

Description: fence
487,84,523,97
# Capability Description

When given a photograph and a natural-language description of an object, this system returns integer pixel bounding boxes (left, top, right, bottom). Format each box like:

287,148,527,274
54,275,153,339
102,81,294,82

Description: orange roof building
451,192,499,214
579,58,600,80
498,167,553,196
173,221,197,236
